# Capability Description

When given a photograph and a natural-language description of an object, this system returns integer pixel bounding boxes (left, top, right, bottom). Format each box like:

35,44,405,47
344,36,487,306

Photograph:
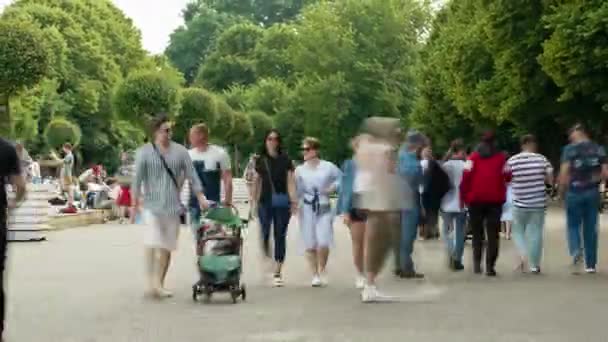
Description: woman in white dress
295,137,341,287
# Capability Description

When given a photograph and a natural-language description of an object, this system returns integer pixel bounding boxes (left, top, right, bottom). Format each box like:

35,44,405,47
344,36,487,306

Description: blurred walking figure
295,137,341,287
440,140,467,271
356,117,413,302
132,114,208,299
54,143,77,213
116,152,135,224
337,136,368,289
252,129,297,287
1,137,27,340
506,135,553,274
396,130,426,279
460,131,510,276
559,124,608,274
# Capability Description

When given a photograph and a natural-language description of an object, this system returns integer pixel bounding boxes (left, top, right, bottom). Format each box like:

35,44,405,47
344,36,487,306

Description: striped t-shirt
132,142,203,216
506,152,553,209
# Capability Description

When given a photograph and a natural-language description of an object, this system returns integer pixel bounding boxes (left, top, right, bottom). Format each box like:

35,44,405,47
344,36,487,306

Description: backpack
423,160,452,209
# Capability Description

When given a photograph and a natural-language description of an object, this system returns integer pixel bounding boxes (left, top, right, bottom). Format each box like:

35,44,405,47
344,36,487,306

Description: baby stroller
192,205,247,304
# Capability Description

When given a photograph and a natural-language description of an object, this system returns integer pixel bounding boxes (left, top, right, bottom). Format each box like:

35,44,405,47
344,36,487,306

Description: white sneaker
355,275,366,289
311,275,322,287
585,267,597,274
320,273,329,287
158,287,173,298
361,285,379,303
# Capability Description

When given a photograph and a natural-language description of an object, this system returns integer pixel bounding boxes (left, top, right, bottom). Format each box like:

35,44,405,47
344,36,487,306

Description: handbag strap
151,143,179,191
263,157,278,195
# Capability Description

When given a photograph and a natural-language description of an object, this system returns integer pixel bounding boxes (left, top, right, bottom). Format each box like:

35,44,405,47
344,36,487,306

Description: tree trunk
0,93,10,138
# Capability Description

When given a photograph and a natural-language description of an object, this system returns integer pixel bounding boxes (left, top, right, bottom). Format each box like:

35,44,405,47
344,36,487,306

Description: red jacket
460,151,511,205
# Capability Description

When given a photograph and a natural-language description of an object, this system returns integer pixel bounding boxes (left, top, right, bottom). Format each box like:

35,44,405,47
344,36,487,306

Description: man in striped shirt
505,134,553,274
132,115,208,299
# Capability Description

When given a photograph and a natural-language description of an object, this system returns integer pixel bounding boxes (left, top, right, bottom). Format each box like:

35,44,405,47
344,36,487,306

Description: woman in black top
253,129,297,287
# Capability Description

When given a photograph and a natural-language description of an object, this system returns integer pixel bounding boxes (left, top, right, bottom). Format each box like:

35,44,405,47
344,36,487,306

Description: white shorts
143,210,180,251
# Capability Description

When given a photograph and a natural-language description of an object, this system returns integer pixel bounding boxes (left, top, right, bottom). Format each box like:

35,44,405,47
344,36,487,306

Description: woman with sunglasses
252,129,297,287
295,137,341,287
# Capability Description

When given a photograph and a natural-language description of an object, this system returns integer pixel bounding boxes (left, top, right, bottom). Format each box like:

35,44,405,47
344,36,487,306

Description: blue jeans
258,203,291,263
566,189,600,268
512,207,545,269
440,212,466,263
399,206,420,272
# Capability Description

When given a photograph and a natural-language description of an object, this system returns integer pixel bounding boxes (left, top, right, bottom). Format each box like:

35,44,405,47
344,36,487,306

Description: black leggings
469,203,502,270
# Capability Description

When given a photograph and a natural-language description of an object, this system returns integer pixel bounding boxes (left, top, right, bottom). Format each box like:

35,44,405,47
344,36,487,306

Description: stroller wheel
231,290,238,304
241,284,247,301
203,289,212,303
192,286,198,302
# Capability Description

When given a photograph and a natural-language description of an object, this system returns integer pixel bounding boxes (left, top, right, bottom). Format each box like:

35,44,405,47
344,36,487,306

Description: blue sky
0,0,191,53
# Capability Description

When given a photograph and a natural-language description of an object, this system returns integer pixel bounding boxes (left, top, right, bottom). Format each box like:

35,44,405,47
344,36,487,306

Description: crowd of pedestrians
121,114,608,303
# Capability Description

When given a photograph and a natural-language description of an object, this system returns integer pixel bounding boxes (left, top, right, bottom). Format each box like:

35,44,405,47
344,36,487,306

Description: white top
188,145,231,172
295,160,341,206
441,159,466,213
182,144,231,203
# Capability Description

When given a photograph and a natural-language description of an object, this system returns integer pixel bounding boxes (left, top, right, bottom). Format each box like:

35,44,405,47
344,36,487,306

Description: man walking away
506,135,553,274
460,131,510,276
396,130,426,279
560,124,608,274
132,114,209,299
187,123,233,233
0,138,27,339
440,140,467,271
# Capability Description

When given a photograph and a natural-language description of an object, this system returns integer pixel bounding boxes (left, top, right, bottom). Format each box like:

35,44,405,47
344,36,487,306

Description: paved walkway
5,208,608,341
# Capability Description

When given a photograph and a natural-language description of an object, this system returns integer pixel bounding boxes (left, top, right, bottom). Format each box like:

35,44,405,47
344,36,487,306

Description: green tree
539,0,608,137
0,20,49,137
43,117,82,149
165,5,242,84
174,87,218,143
2,0,148,171
248,110,274,148
243,78,290,115
192,0,315,27
212,98,236,141
196,23,264,90
254,24,297,80
113,71,181,129
225,110,253,173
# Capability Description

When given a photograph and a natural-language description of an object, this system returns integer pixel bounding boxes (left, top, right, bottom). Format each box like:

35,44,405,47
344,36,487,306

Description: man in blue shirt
560,123,608,274
396,130,427,278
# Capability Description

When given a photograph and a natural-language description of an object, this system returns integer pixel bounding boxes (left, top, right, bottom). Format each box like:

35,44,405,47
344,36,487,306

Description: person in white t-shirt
440,140,467,271
187,124,233,234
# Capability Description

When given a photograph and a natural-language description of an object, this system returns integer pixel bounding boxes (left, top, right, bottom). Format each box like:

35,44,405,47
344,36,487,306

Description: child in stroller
192,206,246,303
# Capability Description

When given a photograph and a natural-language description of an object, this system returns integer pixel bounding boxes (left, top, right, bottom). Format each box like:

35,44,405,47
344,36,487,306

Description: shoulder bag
263,157,290,208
